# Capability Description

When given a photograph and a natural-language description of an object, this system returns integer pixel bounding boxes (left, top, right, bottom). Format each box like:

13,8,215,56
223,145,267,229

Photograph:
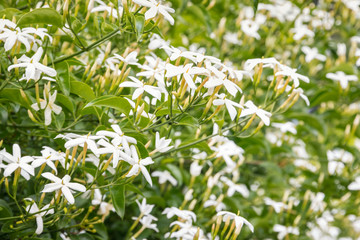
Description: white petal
42,183,62,192
35,216,44,234
3,163,19,177
67,182,86,192
61,186,75,204
140,165,153,186
41,172,61,182
145,6,158,20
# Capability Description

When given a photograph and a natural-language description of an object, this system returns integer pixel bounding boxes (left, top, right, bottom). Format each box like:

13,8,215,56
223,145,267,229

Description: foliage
0,0,360,239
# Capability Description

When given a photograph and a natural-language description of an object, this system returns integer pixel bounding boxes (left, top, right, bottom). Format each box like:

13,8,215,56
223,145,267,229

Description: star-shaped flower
8,47,57,81
132,0,175,25
41,172,86,204
0,144,34,180
240,100,272,126
326,71,358,89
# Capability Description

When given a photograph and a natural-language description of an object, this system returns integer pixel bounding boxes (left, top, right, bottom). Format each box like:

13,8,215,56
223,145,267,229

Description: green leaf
126,184,144,196
135,15,145,41
166,164,183,186
71,19,83,33
0,88,31,108
56,61,71,96
0,8,22,19
17,8,63,28
287,112,326,135
0,199,13,219
253,0,259,13
84,95,131,116
110,184,125,219
54,111,65,130
70,81,96,101
101,22,116,33
137,141,149,158
155,108,182,117
177,113,198,127
310,89,339,106
56,93,74,113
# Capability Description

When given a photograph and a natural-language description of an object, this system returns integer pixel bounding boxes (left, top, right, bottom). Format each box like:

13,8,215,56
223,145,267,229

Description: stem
50,28,120,66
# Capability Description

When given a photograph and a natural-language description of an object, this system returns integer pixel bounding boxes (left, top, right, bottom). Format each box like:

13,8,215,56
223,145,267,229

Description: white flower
0,19,16,30
0,27,34,52
290,25,314,40
8,47,57,81
154,132,173,153
119,76,161,100
57,133,103,154
221,176,249,198
113,51,140,66
136,215,159,232
91,0,123,19
224,32,242,45
301,46,326,62
91,189,115,217
126,145,154,186
337,43,346,56
203,194,226,212
217,211,254,232
136,198,155,215
162,207,196,223
273,224,299,240
0,144,34,180
165,63,206,89
132,0,175,25
162,46,197,62
348,176,360,191
272,122,297,134
288,87,310,106
32,147,62,173
213,93,242,121
264,197,288,213
22,27,52,42
96,139,133,168
241,19,260,39
244,57,281,72
25,199,54,235
190,161,202,177
326,71,358,89
31,84,62,126
96,124,137,155
152,170,177,186
240,100,272,126
275,65,310,87
327,149,353,175
167,221,205,239
41,172,86,204
309,192,326,212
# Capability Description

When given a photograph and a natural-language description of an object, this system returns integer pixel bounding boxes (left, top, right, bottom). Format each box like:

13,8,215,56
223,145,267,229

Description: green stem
50,28,121,66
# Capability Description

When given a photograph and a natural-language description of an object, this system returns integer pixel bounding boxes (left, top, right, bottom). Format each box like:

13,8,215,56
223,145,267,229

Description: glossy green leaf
177,113,198,127
84,95,131,116
0,8,22,19
110,184,125,219
70,81,96,101
0,88,31,108
155,108,182,117
17,8,63,28
135,15,145,41
137,141,149,158
56,93,74,113
56,61,71,96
